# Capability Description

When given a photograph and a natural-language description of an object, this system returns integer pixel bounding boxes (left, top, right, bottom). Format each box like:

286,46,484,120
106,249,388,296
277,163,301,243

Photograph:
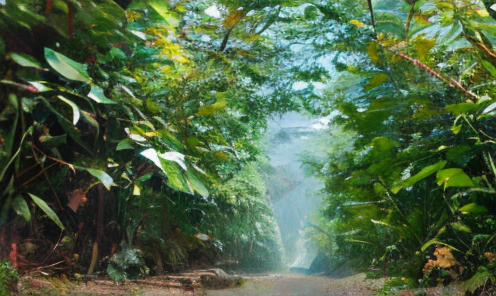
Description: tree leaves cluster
293,0,496,287
0,0,292,274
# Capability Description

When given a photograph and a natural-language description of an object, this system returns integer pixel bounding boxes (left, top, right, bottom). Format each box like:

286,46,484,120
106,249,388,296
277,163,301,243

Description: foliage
0,260,18,296
204,163,284,270
285,0,496,287
107,244,148,280
0,0,292,275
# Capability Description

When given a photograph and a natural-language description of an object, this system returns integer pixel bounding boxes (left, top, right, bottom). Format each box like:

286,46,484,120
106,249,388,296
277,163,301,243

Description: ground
17,271,474,296
204,273,381,296
18,272,383,296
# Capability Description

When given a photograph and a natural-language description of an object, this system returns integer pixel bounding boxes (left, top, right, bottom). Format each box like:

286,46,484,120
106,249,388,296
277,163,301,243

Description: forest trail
203,273,378,296
63,272,381,296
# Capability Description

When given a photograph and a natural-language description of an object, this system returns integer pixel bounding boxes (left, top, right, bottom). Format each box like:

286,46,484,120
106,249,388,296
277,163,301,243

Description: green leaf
147,0,179,28
371,219,397,229
483,102,496,114
76,167,114,190
163,162,190,193
392,161,447,193
141,149,192,194
57,95,80,125
445,103,478,115
159,151,187,171
39,134,67,148
186,170,209,198
421,238,460,252
141,148,163,171
81,111,100,135
197,95,228,116
458,203,487,215
116,139,134,150
44,48,91,83
88,86,117,104
450,222,471,233
28,193,64,230
9,52,42,69
12,195,31,222
40,98,92,155
364,73,388,91
436,168,474,189
463,267,494,293
482,60,496,78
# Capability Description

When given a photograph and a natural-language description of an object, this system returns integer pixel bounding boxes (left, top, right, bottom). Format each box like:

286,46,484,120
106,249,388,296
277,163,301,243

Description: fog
265,112,330,272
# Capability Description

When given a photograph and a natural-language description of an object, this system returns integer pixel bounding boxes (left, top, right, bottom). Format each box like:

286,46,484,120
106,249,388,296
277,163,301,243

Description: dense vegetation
299,0,496,291
4,0,496,294
0,0,298,284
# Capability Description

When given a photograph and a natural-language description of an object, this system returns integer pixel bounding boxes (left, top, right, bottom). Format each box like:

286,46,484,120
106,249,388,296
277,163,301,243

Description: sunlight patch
205,5,221,18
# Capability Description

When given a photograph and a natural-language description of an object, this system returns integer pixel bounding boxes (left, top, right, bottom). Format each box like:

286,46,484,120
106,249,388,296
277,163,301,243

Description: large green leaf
44,48,91,83
159,151,187,171
186,170,209,198
459,203,487,215
9,52,42,69
147,0,180,28
75,166,114,190
141,148,163,171
28,193,64,230
392,161,447,193
436,168,474,189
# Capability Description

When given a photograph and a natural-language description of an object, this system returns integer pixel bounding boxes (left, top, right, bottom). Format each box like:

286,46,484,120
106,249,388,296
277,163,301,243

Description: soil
19,272,384,296
204,273,382,296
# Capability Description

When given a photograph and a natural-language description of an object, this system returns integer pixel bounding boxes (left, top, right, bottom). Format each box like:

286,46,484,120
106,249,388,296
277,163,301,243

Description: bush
0,261,18,296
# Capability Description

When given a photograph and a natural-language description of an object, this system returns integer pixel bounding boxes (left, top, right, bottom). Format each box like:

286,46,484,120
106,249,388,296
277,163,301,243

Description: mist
265,112,331,273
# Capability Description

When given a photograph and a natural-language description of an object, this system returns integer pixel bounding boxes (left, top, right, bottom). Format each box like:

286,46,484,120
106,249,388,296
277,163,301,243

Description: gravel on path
204,273,382,296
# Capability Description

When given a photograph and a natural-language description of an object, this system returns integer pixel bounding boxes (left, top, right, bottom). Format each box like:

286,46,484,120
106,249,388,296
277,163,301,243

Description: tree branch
255,5,282,36
367,0,377,36
219,27,235,52
405,4,416,39
392,50,479,100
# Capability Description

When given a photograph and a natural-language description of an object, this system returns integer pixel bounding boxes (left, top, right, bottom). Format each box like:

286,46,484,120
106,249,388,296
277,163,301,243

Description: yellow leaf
414,38,435,63
172,55,188,63
133,184,141,196
367,42,381,64
223,10,246,28
349,20,365,28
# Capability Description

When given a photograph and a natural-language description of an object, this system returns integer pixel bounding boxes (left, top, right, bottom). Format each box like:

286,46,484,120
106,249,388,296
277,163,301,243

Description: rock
196,268,244,289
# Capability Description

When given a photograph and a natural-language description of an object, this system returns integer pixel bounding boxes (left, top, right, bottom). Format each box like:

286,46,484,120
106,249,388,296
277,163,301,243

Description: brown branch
31,143,76,173
18,164,57,189
46,0,53,13
17,163,40,179
392,50,479,100
67,1,74,38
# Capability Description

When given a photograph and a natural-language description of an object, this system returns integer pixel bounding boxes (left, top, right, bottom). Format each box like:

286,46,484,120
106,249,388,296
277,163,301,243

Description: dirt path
24,272,382,296
61,273,381,296
204,273,379,296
